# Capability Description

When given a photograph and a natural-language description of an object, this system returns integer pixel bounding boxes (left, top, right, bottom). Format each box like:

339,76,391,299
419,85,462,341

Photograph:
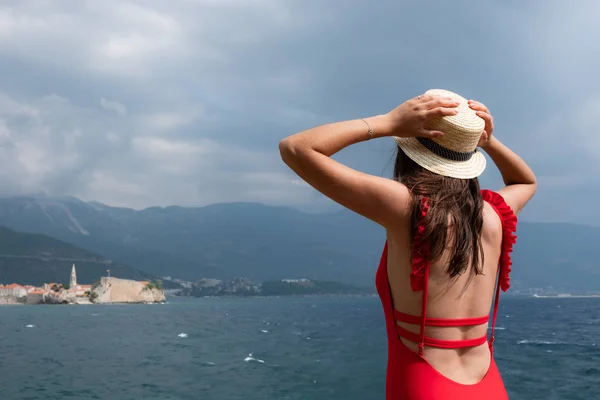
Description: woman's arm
483,137,537,215
470,100,537,215
279,94,460,228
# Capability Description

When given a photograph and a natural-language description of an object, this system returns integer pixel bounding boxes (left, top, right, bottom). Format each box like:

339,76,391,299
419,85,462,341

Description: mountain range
0,194,598,293
0,225,152,286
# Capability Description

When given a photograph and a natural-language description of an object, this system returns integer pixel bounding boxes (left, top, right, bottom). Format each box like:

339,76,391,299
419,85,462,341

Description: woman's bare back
385,200,505,384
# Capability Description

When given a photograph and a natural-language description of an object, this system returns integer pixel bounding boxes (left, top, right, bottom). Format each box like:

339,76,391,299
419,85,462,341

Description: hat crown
424,89,485,153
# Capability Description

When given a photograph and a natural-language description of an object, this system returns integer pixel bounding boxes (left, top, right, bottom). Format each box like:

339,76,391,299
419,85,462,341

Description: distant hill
0,195,383,285
0,194,598,292
0,226,154,286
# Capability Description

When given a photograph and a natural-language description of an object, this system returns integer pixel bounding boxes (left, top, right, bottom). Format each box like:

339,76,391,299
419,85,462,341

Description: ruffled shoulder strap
410,191,518,293
481,189,518,291
410,198,430,292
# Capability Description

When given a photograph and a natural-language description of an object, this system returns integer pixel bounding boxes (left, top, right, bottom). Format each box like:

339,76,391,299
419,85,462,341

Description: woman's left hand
384,93,460,139
468,100,494,148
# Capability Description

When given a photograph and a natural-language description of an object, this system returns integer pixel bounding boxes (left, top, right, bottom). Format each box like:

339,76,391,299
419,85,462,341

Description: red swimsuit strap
394,310,489,327
395,325,489,349
415,198,430,355
481,189,518,352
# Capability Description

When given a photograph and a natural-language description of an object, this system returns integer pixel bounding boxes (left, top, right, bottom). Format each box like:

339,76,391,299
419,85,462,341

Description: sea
1,296,598,400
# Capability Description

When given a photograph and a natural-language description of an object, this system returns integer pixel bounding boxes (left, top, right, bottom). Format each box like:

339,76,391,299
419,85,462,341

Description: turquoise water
1,296,598,399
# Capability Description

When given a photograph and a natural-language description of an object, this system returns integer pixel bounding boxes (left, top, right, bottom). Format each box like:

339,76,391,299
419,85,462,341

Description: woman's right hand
385,93,460,139
468,100,494,148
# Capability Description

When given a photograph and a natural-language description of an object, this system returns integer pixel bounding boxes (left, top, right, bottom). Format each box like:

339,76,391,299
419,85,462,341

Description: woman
279,89,536,399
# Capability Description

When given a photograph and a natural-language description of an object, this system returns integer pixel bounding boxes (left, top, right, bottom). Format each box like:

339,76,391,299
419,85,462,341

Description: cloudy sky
0,1,599,224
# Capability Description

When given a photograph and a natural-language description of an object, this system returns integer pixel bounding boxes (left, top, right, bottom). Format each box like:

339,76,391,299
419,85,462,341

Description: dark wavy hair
393,147,484,278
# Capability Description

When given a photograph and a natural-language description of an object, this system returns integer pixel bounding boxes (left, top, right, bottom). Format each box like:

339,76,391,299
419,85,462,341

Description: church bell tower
70,264,77,288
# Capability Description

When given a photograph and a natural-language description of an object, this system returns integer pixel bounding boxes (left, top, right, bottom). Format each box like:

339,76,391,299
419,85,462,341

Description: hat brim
394,137,486,179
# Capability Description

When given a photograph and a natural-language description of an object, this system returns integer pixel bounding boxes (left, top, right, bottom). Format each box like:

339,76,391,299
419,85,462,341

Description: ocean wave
518,340,565,345
517,339,596,347
244,353,264,363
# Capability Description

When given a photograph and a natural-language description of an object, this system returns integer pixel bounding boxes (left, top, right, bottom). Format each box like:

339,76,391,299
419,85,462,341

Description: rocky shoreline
0,276,165,305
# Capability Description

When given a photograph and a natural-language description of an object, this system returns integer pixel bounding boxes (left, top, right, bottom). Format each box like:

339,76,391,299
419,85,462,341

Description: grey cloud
100,98,127,116
0,1,598,223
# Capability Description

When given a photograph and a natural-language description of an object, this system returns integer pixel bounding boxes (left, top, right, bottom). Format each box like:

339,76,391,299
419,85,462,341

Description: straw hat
394,89,486,179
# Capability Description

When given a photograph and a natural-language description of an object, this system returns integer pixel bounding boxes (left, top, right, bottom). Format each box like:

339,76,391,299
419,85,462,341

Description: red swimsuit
375,189,518,399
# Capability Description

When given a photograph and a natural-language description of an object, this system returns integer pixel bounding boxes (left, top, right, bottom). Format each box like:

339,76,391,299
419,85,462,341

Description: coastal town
0,264,165,305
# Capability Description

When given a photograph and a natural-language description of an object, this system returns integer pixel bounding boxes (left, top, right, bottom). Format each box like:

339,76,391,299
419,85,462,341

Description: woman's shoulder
480,189,517,225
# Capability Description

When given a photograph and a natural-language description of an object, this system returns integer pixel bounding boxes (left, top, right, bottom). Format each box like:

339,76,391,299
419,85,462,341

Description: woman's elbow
280,138,301,169
530,180,538,196
527,171,538,192
279,136,304,162
279,138,292,161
